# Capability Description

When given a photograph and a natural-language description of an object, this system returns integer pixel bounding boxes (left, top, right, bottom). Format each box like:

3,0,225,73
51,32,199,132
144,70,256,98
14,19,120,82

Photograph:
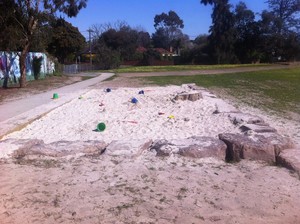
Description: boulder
150,136,227,160
105,139,152,158
174,91,202,102
239,124,277,133
219,133,294,163
12,140,107,158
228,112,265,125
277,148,300,177
259,133,295,156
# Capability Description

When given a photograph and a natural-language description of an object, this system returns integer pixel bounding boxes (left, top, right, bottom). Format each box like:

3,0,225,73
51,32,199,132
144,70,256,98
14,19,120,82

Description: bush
32,56,43,80
95,46,121,69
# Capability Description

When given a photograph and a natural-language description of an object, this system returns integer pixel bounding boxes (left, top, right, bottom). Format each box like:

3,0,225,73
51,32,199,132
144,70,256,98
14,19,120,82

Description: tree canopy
152,10,186,51
47,18,85,64
0,0,88,87
200,0,300,63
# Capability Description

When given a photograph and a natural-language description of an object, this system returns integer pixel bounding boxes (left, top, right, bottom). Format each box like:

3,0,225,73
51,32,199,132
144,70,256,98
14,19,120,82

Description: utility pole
87,29,93,65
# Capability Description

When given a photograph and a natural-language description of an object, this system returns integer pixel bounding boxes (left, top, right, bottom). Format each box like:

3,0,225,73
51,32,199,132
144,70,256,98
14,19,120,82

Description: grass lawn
143,67,300,117
114,64,270,73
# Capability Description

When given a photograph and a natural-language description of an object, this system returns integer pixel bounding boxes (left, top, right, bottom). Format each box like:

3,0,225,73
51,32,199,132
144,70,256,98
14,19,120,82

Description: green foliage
94,42,121,69
93,24,152,68
266,0,300,34
47,18,85,64
32,56,44,80
199,0,300,64
0,0,87,87
154,10,184,30
0,0,24,51
257,0,300,62
208,0,237,64
233,2,261,63
141,48,162,65
152,10,186,50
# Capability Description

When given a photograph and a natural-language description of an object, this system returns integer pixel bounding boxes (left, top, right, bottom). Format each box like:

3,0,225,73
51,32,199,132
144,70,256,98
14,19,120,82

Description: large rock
228,112,265,125
277,148,300,178
239,123,277,133
259,133,295,156
105,139,152,158
150,136,227,160
219,133,294,163
174,91,202,102
12,140,107,158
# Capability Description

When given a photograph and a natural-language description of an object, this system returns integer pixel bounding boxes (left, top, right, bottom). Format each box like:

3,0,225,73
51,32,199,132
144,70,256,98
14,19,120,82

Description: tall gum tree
200,0,236,64
3,0,88,87
153,10,185,51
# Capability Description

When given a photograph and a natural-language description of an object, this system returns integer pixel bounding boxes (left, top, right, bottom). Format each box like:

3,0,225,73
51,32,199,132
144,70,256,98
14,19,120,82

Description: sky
65,0,268,40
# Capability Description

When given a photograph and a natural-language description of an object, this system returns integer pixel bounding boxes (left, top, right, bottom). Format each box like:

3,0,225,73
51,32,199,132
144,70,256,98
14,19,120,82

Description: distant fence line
63,64,102,74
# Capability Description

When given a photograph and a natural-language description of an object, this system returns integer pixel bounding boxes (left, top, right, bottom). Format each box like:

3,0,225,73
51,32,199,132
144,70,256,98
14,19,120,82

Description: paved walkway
0,73,114,138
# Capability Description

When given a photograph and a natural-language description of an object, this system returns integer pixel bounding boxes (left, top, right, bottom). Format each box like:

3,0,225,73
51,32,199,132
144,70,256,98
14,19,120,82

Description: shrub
32,56,43,80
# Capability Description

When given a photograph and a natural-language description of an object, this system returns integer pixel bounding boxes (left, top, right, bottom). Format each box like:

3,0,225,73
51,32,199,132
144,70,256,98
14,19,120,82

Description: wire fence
63,64,102,74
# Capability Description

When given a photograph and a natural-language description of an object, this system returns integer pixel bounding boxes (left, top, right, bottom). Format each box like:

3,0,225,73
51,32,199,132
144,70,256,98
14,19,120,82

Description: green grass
144,67,300,116
114,63,270,73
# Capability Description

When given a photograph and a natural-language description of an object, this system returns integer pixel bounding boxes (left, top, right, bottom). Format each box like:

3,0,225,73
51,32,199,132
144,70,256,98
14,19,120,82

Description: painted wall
0,51,55,85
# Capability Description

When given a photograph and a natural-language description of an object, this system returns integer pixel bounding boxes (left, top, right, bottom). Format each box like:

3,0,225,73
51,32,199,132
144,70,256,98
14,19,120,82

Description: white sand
2,86,240,147
1,85,300,223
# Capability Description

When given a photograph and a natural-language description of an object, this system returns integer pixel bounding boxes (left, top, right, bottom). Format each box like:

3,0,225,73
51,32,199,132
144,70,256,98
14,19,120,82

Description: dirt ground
1,73,300,224
1,150,300,224
0,75,82,104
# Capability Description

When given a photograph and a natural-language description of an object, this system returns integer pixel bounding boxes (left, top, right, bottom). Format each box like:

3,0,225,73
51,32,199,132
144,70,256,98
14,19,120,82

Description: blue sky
65,0,268,40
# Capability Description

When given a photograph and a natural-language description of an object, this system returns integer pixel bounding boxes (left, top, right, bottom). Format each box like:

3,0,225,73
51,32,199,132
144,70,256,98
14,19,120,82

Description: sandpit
1,85,240,156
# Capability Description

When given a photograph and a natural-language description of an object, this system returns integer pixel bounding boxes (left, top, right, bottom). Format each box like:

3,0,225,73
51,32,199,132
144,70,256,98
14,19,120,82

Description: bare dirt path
116,64,291,78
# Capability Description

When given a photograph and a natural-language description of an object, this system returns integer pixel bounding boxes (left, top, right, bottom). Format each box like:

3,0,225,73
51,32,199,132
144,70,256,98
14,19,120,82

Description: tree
233,2,261,63
267,0,300,61
0,0,87,87
152,28,170,49
94,40,121,69
266,0,300,34
0,0,22,51
152,10,185,51
200,0,237,64
100,26,139,61
137,31,151,48
94,24,143,68
47,18,85,64
258,0,300,61
89,20,129,40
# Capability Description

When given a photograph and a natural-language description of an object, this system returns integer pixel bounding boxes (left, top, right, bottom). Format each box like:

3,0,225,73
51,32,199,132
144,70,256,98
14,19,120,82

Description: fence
63,64,102,74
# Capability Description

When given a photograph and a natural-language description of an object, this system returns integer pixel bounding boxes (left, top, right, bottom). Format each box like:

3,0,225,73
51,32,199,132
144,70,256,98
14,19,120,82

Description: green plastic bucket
97,122,106,132
53,93,59,99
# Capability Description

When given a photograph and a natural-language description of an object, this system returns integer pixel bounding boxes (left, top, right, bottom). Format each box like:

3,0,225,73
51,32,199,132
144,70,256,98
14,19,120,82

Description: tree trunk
19,13,37,88
19,43,30,88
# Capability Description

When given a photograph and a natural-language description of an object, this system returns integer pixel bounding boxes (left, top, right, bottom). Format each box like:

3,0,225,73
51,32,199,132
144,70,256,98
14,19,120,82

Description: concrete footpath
0,73,114,138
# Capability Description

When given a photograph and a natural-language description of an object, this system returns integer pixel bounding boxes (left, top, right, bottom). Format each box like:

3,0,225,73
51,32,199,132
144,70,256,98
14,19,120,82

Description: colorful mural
0,51,55,87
